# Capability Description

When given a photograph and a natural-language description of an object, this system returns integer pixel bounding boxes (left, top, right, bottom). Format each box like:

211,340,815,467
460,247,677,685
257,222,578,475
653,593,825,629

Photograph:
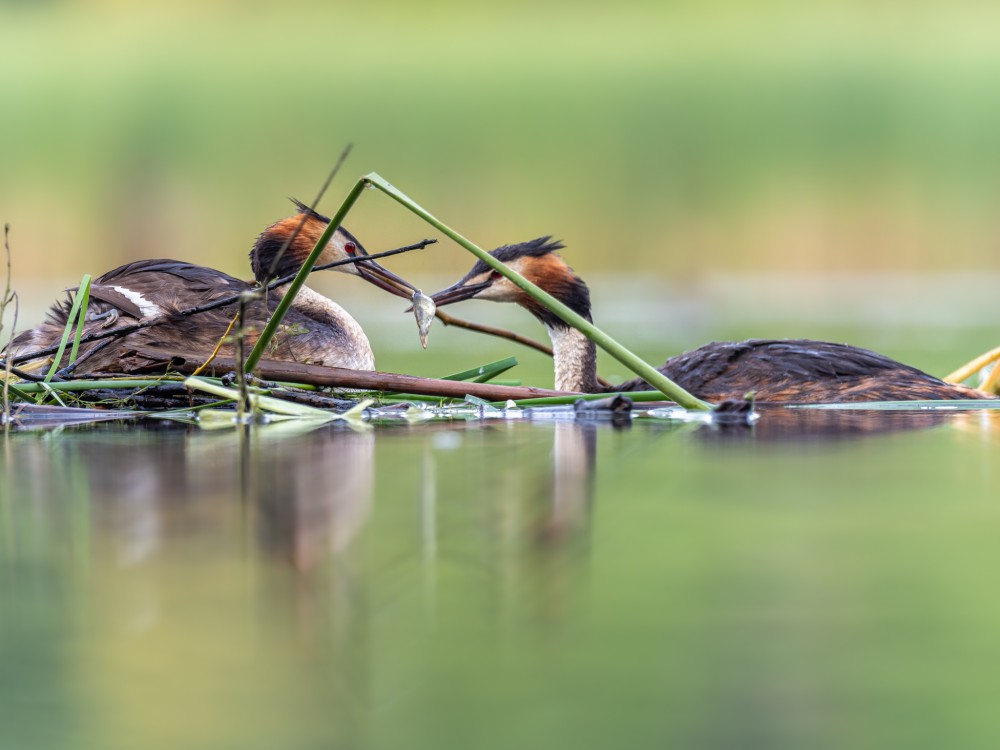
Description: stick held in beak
353,254,417,299
330,226,417,299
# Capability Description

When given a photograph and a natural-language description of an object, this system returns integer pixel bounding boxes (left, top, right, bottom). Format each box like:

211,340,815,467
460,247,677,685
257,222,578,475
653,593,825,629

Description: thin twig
430,310,614,388
8,364,49,382
244,180,369,371
0,225,10,334
191,312,239,376
434,309,553,355
55,337,115,378
1,225,16,420
264,145,352,282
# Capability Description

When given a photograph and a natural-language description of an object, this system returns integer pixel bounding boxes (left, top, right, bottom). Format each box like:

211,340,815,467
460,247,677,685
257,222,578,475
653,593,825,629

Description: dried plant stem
264,146,352,281
432,310,552,355
433,310,613,388
943,345,1000,387
130,348,570,401
982,360,1000,394
1,225,17,422
191,312,240,376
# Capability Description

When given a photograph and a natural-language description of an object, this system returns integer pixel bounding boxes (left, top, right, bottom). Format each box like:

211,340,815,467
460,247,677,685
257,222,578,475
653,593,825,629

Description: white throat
285,284,375,370
547,325,600,393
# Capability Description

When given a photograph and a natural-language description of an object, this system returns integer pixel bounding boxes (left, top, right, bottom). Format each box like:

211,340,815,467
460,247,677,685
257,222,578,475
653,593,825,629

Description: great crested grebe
7,202,415,375
429,238,989,403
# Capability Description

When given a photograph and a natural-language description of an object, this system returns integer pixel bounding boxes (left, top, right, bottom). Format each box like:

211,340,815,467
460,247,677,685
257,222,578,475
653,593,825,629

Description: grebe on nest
429,238,988,403
7,202,415,375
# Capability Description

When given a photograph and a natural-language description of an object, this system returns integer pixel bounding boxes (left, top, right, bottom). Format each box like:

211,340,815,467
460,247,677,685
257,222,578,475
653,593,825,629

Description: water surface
3,407,1000,749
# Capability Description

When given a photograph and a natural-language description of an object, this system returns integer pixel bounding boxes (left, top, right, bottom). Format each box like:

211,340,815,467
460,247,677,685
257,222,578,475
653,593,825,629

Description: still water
3,406,1000,749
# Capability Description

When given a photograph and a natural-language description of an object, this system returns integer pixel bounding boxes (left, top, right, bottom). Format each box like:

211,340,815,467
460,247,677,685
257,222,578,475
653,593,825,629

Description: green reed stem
68,276,91,364
362,173,712,411
3,383,32,402
44,274,91,382
441,356,518,383
11,378,174,394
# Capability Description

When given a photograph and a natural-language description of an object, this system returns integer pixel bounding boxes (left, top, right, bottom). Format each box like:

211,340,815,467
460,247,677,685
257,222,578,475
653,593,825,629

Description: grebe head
250,200,415,297
430,237,592,325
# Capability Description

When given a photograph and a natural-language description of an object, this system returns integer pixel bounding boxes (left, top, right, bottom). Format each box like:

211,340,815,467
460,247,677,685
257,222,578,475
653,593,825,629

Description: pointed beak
355,259,417,299
429,278,492,307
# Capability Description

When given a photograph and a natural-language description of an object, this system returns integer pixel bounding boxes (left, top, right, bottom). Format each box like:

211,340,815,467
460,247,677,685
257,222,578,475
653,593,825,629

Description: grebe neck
528,271,599,393
546,324,600,393
274,283,375,370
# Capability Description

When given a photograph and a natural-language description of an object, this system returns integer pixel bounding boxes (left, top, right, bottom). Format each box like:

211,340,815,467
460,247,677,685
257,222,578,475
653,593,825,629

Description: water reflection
1,419,606,570
2,424,385,749
250,426,375,568
5,424,378,567
547,423,596,542
2,408,1000,749
0,419,608,749
699,407,955,443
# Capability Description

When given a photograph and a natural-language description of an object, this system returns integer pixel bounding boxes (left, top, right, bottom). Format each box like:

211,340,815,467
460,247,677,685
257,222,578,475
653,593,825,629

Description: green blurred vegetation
3,0,1000,290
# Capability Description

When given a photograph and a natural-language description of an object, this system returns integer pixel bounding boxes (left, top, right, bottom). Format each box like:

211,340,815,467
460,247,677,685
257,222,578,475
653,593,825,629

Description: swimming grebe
429,238,988,403
7,202,415,375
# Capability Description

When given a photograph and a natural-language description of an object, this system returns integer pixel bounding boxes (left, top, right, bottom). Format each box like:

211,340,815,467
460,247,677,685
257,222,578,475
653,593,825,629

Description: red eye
490,270,502,280
345,241,357,255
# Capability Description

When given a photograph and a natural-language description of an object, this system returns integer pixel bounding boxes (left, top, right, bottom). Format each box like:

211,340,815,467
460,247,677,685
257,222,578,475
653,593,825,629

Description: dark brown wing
92,259,250,315
8,257,365,375
617,339,986,403
47,259,251,327
6,260,255,370
94,259,246,287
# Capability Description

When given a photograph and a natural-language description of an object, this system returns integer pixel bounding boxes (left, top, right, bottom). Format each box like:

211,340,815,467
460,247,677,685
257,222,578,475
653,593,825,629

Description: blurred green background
3,0,1000,383
4,0,1000,278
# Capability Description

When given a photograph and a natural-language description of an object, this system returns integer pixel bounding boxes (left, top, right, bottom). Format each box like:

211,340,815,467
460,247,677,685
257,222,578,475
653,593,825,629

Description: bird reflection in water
16,424,377,571
2,423,378,748
544,422,597,544
412,421,604,631
249,425,375,570
694,406,958,443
